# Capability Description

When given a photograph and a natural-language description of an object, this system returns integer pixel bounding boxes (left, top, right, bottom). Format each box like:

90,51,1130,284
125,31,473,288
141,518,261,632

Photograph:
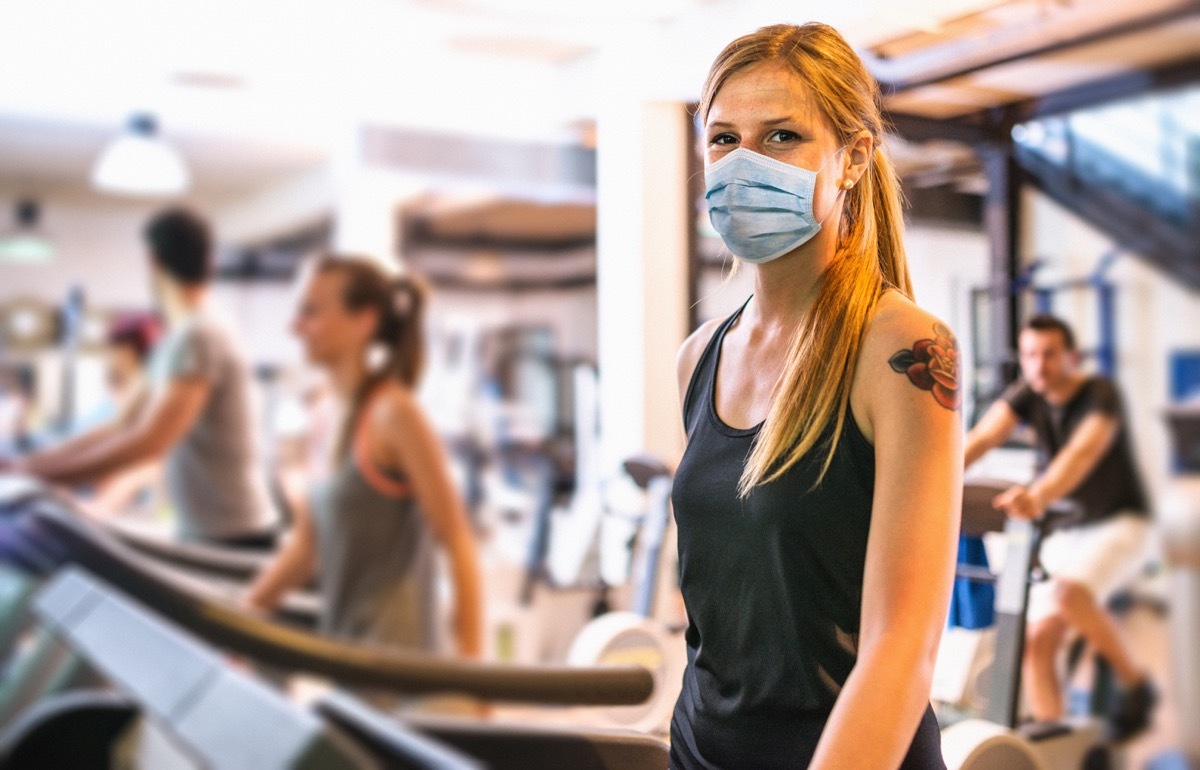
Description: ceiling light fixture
91,113,190,197
0,199,55,263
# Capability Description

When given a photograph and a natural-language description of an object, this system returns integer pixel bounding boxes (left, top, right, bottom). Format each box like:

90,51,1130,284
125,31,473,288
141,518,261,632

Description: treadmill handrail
33,568,365,770
14,502,654,706
103,519,270,580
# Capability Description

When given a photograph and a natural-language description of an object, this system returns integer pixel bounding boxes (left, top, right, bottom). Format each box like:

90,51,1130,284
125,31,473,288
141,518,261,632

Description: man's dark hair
143,207,212,285
1024,314,1076,351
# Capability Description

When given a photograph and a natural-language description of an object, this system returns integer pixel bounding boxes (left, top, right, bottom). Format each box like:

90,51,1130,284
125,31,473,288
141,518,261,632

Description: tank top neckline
705,298,763,438
702,297,873,451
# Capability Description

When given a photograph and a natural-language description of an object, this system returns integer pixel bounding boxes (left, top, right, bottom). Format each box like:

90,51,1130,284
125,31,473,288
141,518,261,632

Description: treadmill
0,477,668,768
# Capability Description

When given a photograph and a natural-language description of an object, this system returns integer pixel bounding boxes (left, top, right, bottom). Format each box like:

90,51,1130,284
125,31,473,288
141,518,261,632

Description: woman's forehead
708,61,820,124
308,269,344,297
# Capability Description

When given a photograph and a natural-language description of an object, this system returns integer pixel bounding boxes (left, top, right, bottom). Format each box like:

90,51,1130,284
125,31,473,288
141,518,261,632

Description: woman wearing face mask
671,24,961,769
245,256,483,659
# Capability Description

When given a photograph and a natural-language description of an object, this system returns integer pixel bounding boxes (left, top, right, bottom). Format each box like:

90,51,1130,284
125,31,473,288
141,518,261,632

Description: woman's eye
709,133,737,146
768,130,799,143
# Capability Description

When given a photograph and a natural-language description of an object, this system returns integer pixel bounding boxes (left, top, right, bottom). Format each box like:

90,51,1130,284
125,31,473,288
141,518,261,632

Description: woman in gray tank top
245,256,483,658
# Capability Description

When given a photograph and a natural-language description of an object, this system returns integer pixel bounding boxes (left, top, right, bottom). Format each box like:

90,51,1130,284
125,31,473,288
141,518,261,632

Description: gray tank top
310,396,438,652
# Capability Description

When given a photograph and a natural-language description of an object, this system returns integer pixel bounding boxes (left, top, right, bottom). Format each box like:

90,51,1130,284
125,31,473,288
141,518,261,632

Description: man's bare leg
1024,615,1069,721
1054,579,1147,686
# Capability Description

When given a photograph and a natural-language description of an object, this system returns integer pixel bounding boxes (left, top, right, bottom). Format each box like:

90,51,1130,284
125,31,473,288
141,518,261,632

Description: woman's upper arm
857,306,963,659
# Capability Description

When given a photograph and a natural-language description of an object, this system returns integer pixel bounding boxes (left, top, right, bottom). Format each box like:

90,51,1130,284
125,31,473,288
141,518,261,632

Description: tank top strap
681,297,752,426
351,386,414,500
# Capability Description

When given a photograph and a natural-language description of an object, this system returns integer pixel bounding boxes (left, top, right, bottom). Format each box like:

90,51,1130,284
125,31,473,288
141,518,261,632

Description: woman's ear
351,306,382,347
844,130,874,187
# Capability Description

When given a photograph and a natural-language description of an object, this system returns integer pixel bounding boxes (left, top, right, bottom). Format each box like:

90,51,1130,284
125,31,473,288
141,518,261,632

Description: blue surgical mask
704,147,844,264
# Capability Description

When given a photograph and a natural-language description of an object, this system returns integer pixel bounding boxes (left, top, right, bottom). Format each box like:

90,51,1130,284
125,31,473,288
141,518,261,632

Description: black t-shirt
1002,376,1148,524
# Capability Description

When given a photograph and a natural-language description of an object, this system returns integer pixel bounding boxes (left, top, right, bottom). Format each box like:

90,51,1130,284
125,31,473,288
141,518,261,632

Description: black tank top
669,300,944,769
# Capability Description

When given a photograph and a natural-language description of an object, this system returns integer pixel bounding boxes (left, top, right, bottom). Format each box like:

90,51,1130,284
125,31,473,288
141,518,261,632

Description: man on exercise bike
965,314,1156,741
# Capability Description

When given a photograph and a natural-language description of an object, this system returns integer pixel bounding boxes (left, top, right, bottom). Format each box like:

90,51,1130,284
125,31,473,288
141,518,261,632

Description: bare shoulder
367,381,425,432
863,292,954,349
364,381,440,471
860,291,962,413
676,317,724,396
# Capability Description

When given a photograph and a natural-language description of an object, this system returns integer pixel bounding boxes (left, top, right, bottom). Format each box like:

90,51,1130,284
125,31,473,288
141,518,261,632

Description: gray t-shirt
148,312,278,541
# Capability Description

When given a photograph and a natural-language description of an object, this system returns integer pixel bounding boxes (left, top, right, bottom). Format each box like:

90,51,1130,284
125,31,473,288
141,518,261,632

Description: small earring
366,342,388,370
843,179,854,190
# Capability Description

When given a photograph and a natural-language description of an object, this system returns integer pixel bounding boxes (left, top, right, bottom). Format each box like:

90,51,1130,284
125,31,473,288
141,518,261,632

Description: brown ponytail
313,254,428,460
700,23,913,495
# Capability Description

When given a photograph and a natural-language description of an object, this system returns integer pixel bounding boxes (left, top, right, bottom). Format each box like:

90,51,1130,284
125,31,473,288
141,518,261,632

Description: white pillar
330,124,419,269
595,38,692,471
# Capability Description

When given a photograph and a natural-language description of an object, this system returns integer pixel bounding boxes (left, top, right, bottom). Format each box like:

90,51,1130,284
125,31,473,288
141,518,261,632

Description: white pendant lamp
91,113,190,197
0,199,55,263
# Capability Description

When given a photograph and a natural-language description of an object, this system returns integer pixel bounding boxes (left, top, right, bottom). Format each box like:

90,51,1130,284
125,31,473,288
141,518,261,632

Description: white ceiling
0,0,1184,199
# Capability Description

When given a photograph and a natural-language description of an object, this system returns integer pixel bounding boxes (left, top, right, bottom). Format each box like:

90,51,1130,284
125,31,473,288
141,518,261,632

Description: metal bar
985,517,1039,728
1015,147,1200,289
1097,282,1117,377
981,144,1023,395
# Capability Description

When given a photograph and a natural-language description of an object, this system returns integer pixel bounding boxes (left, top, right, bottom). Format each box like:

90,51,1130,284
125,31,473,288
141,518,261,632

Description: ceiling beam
871,6,1200,95
402,223,595,253
1006,54,1200,124
413,272,596,293
886,52,1200,145
361,125,597,189
886,113,1001,145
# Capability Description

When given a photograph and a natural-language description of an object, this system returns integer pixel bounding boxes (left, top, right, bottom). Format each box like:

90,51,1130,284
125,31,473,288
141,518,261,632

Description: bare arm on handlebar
992,412,1118,520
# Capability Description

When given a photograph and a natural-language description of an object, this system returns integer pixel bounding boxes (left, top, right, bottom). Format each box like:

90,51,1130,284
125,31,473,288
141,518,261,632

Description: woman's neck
328,353,368,402
161,284,206,328
747,235,835,329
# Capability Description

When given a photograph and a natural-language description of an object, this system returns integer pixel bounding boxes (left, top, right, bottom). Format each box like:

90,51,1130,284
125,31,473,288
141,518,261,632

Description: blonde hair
700,23,913,495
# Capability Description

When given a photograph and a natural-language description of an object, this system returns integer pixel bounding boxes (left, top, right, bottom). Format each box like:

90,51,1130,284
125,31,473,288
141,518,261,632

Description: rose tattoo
888,322,961,411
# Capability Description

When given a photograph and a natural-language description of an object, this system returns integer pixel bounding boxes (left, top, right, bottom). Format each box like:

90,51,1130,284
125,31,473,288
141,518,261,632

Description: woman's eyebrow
707,116,801,130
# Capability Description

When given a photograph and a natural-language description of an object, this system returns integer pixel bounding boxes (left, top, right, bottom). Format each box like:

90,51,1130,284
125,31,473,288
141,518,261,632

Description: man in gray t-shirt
146,313,277,542
14,207,279,545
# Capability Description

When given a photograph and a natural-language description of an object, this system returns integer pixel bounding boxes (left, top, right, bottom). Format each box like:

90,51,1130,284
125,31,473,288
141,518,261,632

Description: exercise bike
566,455,686,735
941,479,1118,770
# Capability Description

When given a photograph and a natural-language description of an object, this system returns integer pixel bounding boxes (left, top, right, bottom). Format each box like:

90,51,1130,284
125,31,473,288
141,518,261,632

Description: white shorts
1027,512,1152,624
